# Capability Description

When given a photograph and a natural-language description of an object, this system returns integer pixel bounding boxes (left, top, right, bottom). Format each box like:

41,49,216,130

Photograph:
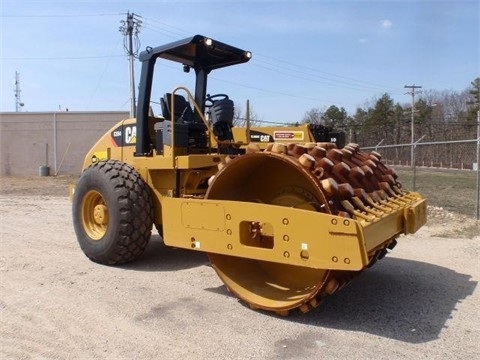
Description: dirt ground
0,176,479,359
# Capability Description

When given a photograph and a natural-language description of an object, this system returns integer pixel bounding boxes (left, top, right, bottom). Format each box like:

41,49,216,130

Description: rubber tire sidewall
72,160,153,265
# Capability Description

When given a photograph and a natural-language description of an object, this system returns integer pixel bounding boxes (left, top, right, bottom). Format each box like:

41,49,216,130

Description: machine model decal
273,130,304,141
249,130,273,143
111,124,136,147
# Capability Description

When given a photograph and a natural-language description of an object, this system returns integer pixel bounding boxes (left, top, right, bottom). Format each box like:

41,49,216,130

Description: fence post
53,112,57,175
413,146,416,191
412,135,426,191
363,139,478,218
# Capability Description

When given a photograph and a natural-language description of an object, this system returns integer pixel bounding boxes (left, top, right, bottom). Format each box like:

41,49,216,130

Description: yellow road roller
71,35,426,315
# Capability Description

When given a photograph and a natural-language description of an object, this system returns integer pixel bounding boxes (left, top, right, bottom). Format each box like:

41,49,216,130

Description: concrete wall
0,111,129,176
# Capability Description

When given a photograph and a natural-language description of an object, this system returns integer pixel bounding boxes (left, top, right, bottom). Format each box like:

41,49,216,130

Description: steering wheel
205,93,229,108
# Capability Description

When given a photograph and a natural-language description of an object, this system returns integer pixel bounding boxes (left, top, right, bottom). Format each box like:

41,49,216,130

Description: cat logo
249,130,273,143
125,126,137,145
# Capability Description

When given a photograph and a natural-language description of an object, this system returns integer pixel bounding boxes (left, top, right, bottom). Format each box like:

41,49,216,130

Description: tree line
301,78,480,148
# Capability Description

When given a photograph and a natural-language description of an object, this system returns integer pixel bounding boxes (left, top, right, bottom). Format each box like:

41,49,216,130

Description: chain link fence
364,139,480,220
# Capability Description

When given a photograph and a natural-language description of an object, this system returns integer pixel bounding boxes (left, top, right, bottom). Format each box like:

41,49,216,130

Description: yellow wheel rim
81,190,109,240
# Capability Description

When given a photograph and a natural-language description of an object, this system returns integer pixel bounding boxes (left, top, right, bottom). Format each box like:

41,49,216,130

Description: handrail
169,86,250,166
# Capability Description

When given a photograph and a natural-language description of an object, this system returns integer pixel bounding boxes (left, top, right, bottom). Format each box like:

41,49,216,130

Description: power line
2,55,124,61
251,61,395,94
138,18,400,96
254,53,402,94
86,37,123,111
140,16,190,38
209,75,359,107
1,13,121,18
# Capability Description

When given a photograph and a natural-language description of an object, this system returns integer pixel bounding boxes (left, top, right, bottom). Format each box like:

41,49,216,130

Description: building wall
0,111,129,176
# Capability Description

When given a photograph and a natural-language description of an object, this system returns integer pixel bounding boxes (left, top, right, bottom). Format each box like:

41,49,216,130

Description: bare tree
302,107,324,124
233,101,262,127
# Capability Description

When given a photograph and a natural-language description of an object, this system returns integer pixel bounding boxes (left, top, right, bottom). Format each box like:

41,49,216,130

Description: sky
1,0,478,124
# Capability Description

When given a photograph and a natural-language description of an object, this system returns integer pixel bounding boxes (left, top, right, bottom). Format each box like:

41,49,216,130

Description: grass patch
395,167,479,218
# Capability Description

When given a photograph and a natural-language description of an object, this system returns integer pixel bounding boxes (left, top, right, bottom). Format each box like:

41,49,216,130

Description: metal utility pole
120,12,142,118
14,71,25,112
476,109,480,220
467,79,479,220
405,84,422,168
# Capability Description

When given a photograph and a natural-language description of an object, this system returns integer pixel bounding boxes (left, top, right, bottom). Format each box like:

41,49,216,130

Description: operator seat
160,93,194,123
160,92,208,152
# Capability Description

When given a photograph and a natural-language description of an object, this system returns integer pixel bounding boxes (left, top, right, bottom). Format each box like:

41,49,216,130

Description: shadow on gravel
120,235,209,272
119,236,477,344
287,257,477,343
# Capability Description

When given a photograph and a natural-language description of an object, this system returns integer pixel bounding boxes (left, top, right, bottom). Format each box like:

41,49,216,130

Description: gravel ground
0,176,478,359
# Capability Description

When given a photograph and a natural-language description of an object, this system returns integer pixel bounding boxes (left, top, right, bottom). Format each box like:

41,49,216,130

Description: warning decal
273,131,304,141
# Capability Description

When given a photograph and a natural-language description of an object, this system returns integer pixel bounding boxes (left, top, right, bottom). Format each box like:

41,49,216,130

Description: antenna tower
14,71,25,112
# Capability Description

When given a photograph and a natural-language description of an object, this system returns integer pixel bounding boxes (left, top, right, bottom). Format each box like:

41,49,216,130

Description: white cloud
380,19,393,29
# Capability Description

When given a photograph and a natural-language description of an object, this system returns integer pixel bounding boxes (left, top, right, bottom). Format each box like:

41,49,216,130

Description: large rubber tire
72,160,154,265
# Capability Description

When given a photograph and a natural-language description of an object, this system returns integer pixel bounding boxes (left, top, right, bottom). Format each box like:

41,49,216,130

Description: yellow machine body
162,196,425,270
72,35,426,315
77,112,426,314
